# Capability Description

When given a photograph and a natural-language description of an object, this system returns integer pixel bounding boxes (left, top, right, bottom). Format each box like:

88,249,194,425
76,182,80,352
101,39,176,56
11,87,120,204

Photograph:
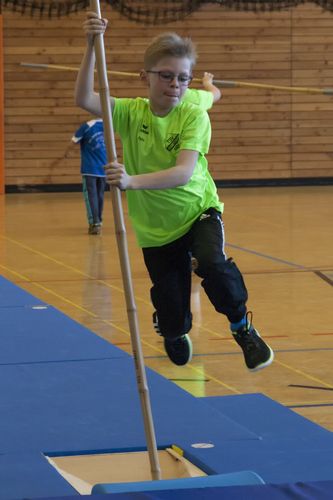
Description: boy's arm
64,141,76,158
105,149,199,191
75,12,115,116
202,72,222,103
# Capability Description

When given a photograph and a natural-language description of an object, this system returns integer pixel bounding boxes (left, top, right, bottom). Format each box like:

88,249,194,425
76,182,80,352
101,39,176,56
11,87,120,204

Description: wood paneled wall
3,2,333,187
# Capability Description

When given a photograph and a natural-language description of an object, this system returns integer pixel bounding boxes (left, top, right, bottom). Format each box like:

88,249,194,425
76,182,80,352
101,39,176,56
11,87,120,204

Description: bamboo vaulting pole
212,78,333,95
20,61,333,95
88,0,161,481
20,62,139,79
0,15,4,195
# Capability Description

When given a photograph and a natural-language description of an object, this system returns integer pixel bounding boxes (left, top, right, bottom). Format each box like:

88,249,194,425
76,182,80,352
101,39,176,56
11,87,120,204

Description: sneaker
232,312,274,372
88,223,102,235
153,311,193,365
164,335,193,366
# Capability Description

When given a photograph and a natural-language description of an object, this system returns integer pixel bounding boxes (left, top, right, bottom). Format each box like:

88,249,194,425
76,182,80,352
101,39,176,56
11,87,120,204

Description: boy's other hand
83,11,108,43
202,72,214,88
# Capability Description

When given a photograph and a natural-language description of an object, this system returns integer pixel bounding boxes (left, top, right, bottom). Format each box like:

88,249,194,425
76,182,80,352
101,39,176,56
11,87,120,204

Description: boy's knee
201,258,248,305
193,253,225,278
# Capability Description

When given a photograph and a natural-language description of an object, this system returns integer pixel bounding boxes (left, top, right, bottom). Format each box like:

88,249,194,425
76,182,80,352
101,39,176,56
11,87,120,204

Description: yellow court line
1,235,233,339
1,236,224,340
4,235,333,390
1,236,233,341
1,235,133,299
0,263,99,317
275,359,333,389
186,365,241,394
4,258,329,396
4,236,332,393
0,261,240,395
0,265,33,284
102,319,241,394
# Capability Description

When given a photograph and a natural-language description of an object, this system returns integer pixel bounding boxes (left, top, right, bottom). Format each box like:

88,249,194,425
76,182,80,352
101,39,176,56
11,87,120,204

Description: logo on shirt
140,123,149,135
138,123,149,142
165,133,180,152
88,132,105,151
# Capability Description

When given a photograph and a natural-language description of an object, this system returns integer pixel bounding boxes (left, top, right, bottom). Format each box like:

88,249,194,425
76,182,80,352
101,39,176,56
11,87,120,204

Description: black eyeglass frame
145,70,193,85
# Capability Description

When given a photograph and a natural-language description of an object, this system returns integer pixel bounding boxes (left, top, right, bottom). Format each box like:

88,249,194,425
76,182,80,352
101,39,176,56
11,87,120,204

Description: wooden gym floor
0,185,332,431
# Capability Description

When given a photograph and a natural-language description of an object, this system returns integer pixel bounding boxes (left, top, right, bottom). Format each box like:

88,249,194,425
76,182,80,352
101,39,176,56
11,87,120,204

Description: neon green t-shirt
112,97,223,248
182,88,214,111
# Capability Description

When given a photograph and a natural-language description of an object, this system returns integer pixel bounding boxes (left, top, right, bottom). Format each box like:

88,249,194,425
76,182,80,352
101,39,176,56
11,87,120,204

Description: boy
73,74,217,236
72,118,107,235
75,12,274,371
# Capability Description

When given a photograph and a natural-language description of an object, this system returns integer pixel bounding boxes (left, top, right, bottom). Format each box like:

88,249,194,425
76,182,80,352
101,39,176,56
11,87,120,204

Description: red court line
312,333,333,336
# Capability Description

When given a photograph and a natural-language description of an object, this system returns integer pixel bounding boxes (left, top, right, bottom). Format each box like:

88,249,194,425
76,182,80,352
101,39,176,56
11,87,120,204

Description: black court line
226,243,333,288
289,384,333,391
314,270,333,287
288,403,333,408
226,243,306,269
145,346,333,360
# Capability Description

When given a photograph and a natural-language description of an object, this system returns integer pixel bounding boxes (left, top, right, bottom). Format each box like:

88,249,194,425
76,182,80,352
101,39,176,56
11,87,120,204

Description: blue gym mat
0,275,45,308
0,358,258,455
0,304,126,365
31,480,333,500
1,275,333,499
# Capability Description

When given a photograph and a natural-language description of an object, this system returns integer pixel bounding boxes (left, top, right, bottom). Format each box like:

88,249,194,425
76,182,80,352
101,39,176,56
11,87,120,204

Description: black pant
142,208,248,340
82,175,106,225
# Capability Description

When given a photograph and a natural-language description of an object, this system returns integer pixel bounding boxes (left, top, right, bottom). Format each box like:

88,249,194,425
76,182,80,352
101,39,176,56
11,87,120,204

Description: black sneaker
232,312,274,372
164,335,193,366
153,311,192,365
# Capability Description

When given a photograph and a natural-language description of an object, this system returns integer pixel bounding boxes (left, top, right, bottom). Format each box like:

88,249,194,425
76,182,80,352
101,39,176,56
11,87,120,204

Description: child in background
72,118,107,235
75,13,274,371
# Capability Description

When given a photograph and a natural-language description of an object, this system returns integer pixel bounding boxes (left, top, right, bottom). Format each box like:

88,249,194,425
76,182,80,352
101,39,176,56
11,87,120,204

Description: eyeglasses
146,70,193,85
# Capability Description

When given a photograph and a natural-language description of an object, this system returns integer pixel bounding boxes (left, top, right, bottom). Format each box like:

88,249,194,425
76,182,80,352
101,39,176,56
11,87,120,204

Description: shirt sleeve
183,89,214,111
179,107,211,155
72,123,88,143
112,98,132,136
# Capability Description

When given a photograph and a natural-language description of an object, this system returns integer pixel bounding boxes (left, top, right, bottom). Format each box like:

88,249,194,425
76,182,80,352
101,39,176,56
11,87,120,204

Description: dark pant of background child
142,208,248,340
82,175,106,225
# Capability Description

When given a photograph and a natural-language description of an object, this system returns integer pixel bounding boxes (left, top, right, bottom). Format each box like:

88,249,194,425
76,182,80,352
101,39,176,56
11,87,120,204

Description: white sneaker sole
248,346,274,372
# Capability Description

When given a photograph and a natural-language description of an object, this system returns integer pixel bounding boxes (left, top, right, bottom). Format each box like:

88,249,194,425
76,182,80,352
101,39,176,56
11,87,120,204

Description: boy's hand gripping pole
90,0,161,481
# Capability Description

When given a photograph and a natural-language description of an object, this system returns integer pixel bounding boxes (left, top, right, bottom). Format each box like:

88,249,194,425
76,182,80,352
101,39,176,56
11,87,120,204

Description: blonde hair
144,32,197,70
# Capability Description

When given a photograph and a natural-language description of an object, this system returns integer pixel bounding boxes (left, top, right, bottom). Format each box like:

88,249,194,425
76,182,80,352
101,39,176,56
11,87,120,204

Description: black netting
313,0,333,10
0,0,89,16
215,0,304,10
106,0,203,24
1,0,333,20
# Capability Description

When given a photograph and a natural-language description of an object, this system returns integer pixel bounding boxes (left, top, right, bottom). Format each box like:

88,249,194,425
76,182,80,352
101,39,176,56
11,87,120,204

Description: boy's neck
149,101,177,117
